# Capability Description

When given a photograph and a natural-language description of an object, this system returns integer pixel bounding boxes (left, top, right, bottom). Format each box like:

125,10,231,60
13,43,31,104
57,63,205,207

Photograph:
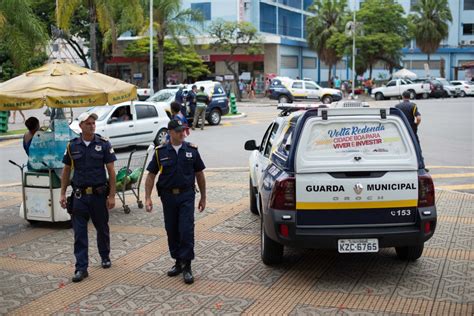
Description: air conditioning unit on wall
470,40,474,46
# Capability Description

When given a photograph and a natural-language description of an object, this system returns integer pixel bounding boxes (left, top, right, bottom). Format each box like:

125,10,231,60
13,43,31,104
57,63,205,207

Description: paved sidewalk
0,171,472,315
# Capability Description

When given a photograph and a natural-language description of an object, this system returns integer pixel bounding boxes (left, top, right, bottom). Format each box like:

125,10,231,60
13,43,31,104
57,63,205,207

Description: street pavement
0,96,472,315
0,171,472,314
1,97,473,193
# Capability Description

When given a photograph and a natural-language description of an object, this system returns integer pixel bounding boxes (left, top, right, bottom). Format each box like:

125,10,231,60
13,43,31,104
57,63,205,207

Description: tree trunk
225,60,241,101
88,1,98,71
327,66,332,88
427,54,431,68
369,64,373,80
157,37,164,91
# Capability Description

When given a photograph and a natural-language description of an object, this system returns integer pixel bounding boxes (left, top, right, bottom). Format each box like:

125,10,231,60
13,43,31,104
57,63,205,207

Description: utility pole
351,0,356,99
149,0,154,94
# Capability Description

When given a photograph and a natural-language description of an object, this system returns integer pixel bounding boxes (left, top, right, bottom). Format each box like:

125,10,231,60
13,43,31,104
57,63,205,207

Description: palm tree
0,0,47,72
57,0,142,71
146,0,203,90
410,0,452,67
306,0,348,84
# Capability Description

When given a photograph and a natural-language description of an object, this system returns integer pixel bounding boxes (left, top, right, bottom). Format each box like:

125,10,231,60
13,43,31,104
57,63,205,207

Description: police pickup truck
244,104,436,265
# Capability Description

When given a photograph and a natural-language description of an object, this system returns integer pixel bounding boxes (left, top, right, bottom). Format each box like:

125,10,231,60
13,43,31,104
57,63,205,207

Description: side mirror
244,140,258,151
108,117,118,124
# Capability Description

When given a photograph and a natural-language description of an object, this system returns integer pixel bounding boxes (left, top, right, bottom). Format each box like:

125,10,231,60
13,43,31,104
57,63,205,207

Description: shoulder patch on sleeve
188,142,198,149
100,135,109,141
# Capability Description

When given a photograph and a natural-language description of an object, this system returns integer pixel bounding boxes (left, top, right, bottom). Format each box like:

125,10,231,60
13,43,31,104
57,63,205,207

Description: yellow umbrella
0,60,137,111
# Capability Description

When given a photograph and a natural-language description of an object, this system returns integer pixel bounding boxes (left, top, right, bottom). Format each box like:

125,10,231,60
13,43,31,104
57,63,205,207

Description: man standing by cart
59,112,117,283
144,119,206,284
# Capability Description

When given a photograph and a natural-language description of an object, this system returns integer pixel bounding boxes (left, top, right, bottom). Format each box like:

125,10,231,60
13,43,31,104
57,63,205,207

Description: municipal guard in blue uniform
396,90,422,144
145,120,206,284
60,112,117,283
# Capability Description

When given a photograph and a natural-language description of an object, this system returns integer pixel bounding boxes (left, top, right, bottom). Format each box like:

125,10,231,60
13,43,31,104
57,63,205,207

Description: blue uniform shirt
63,134,117,187
147,142,205,190
395,101,420,133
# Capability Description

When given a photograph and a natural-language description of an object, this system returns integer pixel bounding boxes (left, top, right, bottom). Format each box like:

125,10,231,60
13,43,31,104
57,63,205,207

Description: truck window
264,123,280,158
292,82,303,89
386,81,396,87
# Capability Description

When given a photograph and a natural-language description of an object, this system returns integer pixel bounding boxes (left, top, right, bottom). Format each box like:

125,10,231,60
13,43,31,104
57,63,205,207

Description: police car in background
268,77,343,104
244,104,436,265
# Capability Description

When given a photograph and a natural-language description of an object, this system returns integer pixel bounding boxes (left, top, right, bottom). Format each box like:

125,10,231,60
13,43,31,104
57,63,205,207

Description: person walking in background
334,76,341,90
238,79,246,99
224,80,231,98
193,87,209,130
10,110,26,124
171,101,190,136
249,78,256,99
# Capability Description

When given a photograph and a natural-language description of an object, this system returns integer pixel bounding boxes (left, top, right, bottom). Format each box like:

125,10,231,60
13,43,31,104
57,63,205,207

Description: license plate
338,239,379,253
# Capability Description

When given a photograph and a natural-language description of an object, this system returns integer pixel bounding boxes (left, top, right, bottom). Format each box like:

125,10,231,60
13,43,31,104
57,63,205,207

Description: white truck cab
245,105,436,265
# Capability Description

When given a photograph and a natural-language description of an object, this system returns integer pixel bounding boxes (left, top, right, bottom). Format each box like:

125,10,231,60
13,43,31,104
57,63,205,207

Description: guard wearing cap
396,90,422,144
60,112,117,283
144,119,206,284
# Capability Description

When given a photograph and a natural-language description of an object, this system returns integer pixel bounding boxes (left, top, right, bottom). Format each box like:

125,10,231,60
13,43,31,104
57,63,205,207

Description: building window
279,0,302,9
281,56,298,69
191,2,211,20
303,0,313,10
303,57,316,69
278,8,302,37
410,0,419,11
465,0,474,10
260,3,277,34
463,23,474,35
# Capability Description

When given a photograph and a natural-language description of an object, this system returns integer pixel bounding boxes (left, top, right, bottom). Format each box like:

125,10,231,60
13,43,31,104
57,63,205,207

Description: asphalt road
0,97,473,193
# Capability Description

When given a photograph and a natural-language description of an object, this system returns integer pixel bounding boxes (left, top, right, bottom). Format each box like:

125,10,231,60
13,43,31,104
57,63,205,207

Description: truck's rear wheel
249,177,258,215
395,244,424,261
261,219,283,265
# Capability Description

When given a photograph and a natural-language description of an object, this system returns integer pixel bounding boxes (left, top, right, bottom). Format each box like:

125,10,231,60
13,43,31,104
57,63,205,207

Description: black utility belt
73,185,108,198
159,187,194,195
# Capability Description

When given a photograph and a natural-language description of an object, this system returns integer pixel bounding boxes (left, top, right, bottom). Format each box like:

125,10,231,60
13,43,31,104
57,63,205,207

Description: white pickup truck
371,79,430,101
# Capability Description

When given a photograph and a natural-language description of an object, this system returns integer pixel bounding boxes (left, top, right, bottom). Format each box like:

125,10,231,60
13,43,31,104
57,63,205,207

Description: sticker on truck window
305,121,407,155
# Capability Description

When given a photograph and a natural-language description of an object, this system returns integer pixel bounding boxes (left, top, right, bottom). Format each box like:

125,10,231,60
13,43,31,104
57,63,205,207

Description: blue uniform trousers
160,190,195,261
72,194,110,272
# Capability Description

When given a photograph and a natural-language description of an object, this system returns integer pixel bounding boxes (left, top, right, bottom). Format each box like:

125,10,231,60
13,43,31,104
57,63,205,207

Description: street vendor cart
0,60,137,224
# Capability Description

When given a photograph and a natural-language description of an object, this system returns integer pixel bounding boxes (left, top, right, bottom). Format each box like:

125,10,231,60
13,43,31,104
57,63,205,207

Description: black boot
182,261,194,284
167,260,182,277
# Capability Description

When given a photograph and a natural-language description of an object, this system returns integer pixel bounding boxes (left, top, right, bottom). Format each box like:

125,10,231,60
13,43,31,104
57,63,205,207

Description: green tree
124,38,209,80
0,0,48,73
409,0,452,66
328,0,408,77
306,0,348,83
56,0,143,71
208,19,263,101
144,0,203,90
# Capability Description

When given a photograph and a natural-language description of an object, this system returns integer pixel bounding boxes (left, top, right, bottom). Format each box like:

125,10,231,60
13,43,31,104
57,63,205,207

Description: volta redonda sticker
305,122,407,155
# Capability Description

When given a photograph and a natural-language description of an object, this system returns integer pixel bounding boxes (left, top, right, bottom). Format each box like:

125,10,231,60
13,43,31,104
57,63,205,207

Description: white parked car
70,101,170,148
450,80,474,97
436,78,461,97
371,79,430,100
137,88,153,101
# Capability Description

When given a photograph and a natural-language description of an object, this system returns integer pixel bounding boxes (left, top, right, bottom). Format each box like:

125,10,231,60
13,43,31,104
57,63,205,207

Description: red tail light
418,174,435,207
270,177,296,210
424,221,431,234
279,224,289,237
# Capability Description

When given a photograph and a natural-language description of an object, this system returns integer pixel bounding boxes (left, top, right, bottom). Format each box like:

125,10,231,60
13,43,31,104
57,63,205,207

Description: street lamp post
351,0,356,99
149,0,154,95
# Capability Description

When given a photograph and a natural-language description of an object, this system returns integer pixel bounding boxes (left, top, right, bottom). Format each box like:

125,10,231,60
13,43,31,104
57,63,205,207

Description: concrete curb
222,113,247,120
0,134,22,141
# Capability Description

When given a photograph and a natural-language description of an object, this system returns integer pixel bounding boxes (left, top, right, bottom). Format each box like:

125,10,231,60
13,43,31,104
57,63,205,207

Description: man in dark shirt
144,120,206,284
60,112,117,283
396,90,422,144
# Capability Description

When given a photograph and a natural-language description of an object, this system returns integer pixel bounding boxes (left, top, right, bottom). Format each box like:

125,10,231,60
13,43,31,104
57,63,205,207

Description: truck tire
408,90,416,100
421,92,429,99
278,95,290,103
208,108,221,125
375,92,384,101
249,177,258,215
322,95,333,104
261,219,283,265
460,91,466,98
395,244,424,261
